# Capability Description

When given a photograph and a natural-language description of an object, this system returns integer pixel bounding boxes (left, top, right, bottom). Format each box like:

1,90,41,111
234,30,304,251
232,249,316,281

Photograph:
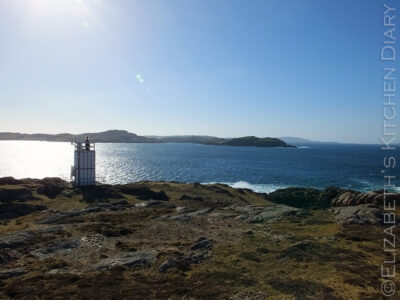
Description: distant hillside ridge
0,130,293,147
204,136,291,147
0,130,157,143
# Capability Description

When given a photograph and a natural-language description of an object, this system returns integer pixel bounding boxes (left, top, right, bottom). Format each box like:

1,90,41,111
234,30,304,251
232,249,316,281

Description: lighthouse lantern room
71,137,96,186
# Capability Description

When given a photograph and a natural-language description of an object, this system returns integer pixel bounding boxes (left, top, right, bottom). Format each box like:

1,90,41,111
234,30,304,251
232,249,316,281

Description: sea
0,141,398,193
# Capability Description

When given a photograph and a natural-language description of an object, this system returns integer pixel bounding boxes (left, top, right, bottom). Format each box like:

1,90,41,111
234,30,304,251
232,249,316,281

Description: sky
0,0,397,143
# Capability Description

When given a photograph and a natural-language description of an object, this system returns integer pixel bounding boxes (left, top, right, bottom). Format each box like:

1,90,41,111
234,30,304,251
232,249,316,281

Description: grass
0,179,396,299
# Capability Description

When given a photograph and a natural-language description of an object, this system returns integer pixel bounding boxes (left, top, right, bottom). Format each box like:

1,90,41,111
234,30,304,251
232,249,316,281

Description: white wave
205,180,288,194
393,186,400,193
296,146,310,149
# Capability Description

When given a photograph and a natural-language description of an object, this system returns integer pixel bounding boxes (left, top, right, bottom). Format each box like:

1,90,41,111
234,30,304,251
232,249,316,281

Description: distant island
0,130,293,148
277,136,340,145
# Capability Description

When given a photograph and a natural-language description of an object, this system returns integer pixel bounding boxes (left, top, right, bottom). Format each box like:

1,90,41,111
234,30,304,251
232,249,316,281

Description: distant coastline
0,130,294,148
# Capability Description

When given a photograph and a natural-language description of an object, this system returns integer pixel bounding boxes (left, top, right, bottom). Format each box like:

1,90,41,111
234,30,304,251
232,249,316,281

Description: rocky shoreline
0,177,398,299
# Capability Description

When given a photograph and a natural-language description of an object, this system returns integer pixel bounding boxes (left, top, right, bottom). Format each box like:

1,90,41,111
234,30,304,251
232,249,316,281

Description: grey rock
48,268,69,275
331,190,399,207
159,238,213,273
321,235,338,242
232,205,264,215
235,215,247,221
0,230,35,249
230,291,268,300
209,212,237,219
37,225,65,235
229,204,302,224
92,250,157,270
59,189,76,198
331,204,384,225
169,207,212,222
38,213,66,224
0,268,27,279
187,207,212,217
0,249,18,265
176,206,194,214
0,203,46,220
190,238,213,251
38,201,131,224
169,214,191,222
136,200,165,207
158,251,208,273
30,238,81,258
247,205,302,224
111,200,129,206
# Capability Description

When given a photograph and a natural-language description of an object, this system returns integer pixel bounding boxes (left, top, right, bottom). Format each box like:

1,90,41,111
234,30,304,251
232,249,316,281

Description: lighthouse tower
71,137,96,186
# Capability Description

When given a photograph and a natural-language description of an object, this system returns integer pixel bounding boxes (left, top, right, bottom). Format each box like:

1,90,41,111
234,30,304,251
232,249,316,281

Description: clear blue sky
0,0,396,143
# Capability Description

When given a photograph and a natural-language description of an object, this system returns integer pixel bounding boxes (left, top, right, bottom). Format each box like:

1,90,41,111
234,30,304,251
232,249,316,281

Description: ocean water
0,141,398,193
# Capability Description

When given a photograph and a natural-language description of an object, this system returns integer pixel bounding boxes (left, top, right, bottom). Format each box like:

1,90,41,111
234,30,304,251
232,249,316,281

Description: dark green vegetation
204,136,290,147
0,177,397,299
268,187,344,209
0,130,292,147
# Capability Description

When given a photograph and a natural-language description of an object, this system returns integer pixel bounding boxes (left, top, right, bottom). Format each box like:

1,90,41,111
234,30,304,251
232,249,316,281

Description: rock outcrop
39,201,131,224
92,250,157,270
331,190,399,207
267,187,333,209
229,204,304,224
0,203,46,219
159,238,213,273
331,205,384,225
0,185,32,202
36,178,67,198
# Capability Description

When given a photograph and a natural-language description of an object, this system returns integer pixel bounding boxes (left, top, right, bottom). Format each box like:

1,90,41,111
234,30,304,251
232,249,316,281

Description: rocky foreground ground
0,177,399,299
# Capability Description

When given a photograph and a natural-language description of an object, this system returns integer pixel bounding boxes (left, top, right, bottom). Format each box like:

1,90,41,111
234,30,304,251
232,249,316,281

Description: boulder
92,250,157,270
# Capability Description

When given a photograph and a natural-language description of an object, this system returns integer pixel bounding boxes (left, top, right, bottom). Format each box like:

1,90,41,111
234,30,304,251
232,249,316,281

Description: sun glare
28,0,90,17
25,0,97,29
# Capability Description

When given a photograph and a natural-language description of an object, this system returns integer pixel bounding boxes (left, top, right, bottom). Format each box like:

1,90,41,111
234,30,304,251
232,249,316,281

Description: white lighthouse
71,137,96,186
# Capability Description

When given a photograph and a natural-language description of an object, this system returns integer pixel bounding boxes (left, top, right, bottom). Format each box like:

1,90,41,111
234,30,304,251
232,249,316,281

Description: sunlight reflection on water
0,140,394,192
